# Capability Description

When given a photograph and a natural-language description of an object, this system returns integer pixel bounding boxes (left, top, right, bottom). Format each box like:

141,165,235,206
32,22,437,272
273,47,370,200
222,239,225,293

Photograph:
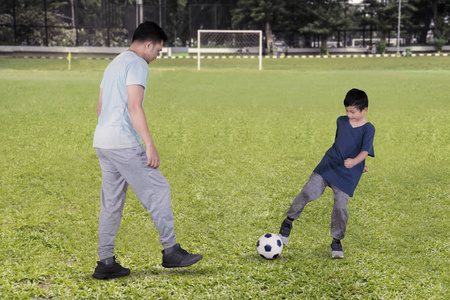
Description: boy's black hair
344,88,368,111
132,21,168,43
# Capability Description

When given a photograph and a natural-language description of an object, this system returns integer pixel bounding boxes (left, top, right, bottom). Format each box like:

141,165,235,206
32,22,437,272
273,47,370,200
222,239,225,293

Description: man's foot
162,244,203,268
92,256,130,279
279,218,293,245
331,239,344,259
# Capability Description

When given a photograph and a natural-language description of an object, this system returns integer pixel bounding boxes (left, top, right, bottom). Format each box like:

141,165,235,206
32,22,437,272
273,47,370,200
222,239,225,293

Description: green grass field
0,56,449,299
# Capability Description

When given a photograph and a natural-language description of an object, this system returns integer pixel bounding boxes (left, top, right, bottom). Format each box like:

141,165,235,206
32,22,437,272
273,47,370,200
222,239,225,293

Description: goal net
197,30,263,70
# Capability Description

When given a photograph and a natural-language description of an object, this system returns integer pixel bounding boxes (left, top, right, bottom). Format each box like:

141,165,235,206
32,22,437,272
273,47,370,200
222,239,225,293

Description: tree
1,0,75,45
231,0,289,53
182,0,237,46
297,0,351,55
426,0,450,50
360,0,417,51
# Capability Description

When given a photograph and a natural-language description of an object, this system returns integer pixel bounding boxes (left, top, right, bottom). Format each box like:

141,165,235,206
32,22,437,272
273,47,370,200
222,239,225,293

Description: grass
0,56,449,299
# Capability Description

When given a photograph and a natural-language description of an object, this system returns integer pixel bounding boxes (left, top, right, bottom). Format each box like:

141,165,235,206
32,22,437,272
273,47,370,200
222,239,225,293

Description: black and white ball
256,233,283,259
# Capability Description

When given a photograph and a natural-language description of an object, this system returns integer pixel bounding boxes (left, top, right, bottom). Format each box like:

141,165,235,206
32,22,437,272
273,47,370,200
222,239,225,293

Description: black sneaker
279,218,293,245
331,239,344,259
92,256,130,279
162,244,203,268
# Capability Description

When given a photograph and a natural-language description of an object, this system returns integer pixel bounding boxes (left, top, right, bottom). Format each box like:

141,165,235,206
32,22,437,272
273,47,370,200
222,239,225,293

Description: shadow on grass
130,264,216,279
244,243,337,262
80,268,214,283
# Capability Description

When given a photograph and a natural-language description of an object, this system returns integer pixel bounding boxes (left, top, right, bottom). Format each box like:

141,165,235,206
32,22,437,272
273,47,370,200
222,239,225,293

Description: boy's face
345,106,367,122
143,41,163,64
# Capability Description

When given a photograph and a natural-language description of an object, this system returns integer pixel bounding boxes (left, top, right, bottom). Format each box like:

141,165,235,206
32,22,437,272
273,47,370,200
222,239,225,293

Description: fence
0,0,447,50
0,0,136,47
0,0,236,47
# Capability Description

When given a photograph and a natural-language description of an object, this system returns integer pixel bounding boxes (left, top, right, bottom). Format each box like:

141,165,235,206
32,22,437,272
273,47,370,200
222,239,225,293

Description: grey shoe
331,239,344,259
162,244,203,268
279,218,293,245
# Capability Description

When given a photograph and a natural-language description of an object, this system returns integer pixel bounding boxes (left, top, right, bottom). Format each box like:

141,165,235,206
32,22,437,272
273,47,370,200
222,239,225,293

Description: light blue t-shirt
93,51,149,149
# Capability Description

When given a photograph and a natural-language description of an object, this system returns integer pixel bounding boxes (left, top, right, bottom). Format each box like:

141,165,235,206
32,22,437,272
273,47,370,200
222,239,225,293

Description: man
92,21,202,280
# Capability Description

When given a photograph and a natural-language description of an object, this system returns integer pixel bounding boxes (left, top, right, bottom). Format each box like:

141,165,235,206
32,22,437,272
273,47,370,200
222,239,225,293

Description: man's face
144,40,163,64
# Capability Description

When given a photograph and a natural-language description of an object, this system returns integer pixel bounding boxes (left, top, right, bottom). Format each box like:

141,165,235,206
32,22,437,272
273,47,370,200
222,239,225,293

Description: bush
377,41,386,54
320,45,328,56
433,38,446,52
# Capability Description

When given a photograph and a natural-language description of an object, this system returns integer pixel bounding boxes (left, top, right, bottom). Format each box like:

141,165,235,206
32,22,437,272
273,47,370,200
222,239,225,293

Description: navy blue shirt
314,116,375,197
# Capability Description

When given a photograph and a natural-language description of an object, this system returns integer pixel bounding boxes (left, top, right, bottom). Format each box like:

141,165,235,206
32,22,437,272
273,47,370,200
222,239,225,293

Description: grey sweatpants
95,145,177,260
286,172,350,240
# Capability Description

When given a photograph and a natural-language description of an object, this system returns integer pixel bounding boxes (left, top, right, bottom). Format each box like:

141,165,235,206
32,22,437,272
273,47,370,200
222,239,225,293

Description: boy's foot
162,244,203,268
92,256,130,279
279,218,293,245
331,239,344,259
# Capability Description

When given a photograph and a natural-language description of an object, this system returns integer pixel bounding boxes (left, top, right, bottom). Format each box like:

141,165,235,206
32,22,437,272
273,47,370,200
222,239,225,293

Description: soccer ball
256,233,283,259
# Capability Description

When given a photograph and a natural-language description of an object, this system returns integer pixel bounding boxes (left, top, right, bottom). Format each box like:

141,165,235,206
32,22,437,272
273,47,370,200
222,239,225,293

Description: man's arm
127,85,160,169
97,88,103,119
344,151,369,169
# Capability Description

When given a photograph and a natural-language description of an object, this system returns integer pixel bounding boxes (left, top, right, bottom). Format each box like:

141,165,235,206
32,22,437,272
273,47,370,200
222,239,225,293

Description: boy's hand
363,165,369,173
146,145,160,169
344,151,369,169
344,158,357,169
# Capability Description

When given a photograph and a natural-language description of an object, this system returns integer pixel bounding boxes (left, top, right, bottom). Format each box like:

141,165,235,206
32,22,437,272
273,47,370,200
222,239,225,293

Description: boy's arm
127,85,160,169
97,88,103,119
344,151,369,169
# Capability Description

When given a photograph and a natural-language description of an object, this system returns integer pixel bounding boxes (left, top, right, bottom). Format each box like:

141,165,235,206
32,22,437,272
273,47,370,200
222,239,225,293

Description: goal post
197,30,263,71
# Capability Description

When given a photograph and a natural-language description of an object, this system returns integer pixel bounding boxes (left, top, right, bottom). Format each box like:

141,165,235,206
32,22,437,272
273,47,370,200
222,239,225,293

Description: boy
92,21,202,279
279,88,375,259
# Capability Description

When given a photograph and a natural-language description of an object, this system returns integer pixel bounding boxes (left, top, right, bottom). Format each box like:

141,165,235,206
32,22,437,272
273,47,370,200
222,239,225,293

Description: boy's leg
95,148,129,261
330,185,350,241
280,173,327,245
330,185,349,259
286,172,328,220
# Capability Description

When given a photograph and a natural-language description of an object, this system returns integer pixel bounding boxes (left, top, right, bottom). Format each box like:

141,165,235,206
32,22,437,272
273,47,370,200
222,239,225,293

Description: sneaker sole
92,270,130,279
162,255,203,268
280,235,289,246
332,251,344,259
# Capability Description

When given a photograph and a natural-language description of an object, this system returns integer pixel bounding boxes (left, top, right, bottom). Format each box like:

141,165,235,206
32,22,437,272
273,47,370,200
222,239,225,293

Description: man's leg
114,145,202,267
93,148,130,279
95,148,129,260
115,146,177,249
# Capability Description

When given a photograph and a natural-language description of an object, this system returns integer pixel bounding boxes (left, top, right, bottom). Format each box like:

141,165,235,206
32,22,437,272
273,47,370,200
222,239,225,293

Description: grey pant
286,172,350,240
95,145,177,260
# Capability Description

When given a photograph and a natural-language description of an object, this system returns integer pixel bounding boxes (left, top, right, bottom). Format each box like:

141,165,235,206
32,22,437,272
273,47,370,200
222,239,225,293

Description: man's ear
145,41,154,50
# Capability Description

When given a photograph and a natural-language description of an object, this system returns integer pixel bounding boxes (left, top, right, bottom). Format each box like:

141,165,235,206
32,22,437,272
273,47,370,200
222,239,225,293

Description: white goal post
197,30,263,71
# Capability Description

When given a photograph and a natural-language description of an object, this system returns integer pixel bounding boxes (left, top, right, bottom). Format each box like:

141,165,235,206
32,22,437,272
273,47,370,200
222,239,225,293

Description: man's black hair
344,88,368,111
132,21,168,43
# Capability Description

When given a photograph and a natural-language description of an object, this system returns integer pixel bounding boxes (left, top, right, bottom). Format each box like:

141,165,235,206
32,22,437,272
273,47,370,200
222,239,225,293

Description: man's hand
97,88,103,118
146,145,160,169
127,85,161,169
